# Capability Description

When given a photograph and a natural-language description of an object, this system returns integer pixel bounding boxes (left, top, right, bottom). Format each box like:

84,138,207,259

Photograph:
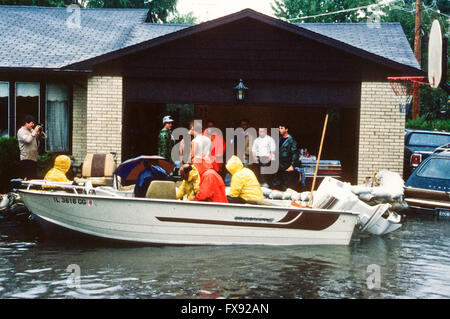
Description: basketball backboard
428,20,443,89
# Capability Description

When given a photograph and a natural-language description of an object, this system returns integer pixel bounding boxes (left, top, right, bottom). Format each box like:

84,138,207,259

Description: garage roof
0,5,420,72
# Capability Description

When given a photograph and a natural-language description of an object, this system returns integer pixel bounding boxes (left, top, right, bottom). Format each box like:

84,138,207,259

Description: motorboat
16,179,360,246
15,178,403,246
13,155,403,246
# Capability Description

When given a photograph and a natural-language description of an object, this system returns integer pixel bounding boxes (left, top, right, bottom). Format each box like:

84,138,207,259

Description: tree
86,0,178,23
0,0,179,23
0,0,68,6
271,0,377,23
271,0,449,120
168,11,197,24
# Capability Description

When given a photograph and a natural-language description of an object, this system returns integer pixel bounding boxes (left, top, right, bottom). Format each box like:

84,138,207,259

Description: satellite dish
428,20,442,88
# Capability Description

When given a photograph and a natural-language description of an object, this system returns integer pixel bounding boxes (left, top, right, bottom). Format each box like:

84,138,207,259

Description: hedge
0,137,21,193
0,136,56,193
406,117,450,132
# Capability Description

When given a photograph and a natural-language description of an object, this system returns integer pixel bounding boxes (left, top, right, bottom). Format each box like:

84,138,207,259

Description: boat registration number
53,196,92,206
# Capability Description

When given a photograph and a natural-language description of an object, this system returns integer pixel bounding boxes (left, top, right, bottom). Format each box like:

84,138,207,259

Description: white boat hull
18,190,358,246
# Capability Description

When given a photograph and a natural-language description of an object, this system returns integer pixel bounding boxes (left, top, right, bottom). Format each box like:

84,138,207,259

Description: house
0,5,422,183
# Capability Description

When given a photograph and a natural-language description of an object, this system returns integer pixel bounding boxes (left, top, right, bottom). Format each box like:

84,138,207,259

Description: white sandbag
269,190,284,200
282,192,292,200
350,185,372,195
351,170,404,201
261,187,272,197
358,193,375,202
291,192,301,202
375,170,404,199
300,191,310,202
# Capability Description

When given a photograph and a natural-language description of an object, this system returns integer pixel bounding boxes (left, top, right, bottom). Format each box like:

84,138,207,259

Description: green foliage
37,152,57,179
1,0,179,23
272,0,375,23
146,0,177,23
0,139,58,192
271,0,449,120
406,116,450,131
168,11,197,24
0,137,20,193
0,0,69,6
86,0,178,23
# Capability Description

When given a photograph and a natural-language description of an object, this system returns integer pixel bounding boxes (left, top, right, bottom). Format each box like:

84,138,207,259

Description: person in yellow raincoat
225,155,263,203
44,155,71,182
176,163,200,200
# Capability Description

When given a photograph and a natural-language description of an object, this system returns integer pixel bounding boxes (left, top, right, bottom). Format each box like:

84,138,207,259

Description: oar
308,113,329,207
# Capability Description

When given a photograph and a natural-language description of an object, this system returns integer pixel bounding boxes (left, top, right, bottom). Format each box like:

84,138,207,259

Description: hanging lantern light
234,78,248,101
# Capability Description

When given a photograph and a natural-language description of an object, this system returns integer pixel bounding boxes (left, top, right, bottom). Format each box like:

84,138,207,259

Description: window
409,133,450,147
15,82,40,134
46,84,69,152
0,82,8,137
417,157,450,180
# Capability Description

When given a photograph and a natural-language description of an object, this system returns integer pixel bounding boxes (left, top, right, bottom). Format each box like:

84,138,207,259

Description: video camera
36,123,44,132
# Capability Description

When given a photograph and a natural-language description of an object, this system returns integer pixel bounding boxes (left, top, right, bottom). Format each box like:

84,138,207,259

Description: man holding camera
17,115,47,180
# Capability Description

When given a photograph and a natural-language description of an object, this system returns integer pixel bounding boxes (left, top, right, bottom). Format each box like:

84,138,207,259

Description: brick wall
72,82,87,166
86,76,123,164
357,82,404,183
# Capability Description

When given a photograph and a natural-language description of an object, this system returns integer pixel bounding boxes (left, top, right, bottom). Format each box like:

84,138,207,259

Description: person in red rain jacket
193,155,228,203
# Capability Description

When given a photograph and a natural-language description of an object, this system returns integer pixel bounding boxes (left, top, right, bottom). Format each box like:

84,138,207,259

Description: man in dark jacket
276,124,298,191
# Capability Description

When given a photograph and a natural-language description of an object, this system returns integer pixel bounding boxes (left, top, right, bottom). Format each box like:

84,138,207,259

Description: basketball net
387,76,428,114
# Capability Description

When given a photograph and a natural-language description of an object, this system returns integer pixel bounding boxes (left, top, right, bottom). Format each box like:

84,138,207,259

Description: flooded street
0,216,449,299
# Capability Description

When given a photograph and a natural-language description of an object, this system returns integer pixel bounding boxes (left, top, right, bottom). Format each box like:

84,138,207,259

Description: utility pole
412,0,422,120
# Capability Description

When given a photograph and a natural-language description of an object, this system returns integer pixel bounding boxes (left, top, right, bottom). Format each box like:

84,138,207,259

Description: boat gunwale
17,189,359,216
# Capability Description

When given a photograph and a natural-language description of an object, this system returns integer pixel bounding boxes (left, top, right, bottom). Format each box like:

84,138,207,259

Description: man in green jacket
158,115,175,162
276,123,298,191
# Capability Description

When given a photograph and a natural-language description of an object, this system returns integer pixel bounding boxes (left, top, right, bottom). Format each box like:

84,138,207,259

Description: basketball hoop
387,76,429,114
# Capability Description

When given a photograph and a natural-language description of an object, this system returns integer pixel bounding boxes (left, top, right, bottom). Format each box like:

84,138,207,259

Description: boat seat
75,153,116,186
145,181,176,200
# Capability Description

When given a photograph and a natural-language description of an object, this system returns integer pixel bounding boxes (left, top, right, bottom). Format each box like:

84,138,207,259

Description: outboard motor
0,192,30,222
312,177,402,235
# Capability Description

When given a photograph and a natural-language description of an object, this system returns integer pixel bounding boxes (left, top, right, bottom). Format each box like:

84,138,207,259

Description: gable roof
298,23,420,70
0,6,148,69
0,6,420,73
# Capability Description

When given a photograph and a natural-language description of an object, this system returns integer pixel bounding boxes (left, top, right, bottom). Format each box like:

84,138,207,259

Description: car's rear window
408,133,450,147
417,157,450,179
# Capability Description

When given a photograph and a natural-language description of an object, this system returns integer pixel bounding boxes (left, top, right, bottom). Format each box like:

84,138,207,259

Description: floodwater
0,215,448,299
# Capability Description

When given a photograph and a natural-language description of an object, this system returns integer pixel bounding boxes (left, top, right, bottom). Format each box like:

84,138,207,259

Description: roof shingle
0,5,419,70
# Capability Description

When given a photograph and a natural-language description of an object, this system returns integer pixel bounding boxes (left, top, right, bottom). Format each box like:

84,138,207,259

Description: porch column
86,76,123,164
357,82,405,184
72,81,87,166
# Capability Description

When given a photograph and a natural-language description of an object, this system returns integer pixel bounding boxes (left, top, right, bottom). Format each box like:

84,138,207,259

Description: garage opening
122,102,359,184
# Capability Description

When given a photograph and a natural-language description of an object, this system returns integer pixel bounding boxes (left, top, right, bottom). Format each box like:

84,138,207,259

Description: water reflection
0,218,449,298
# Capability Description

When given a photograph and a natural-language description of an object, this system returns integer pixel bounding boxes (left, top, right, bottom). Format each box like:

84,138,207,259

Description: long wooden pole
309,113,329,207
412,0,422,120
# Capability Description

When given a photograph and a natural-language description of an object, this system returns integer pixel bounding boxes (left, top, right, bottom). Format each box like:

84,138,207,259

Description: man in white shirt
189,120,211,162
251,128,276,187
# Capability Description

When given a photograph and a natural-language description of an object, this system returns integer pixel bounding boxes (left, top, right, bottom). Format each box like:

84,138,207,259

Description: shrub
0,137,59,192
406,116,450,132
0,137,20,193
37,152,57,179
